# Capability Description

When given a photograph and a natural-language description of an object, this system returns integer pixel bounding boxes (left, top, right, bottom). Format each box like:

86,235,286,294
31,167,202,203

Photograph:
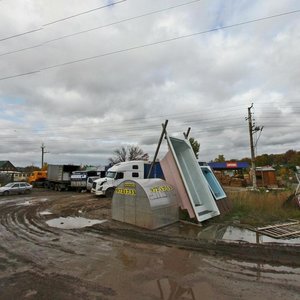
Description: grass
217,188,300,226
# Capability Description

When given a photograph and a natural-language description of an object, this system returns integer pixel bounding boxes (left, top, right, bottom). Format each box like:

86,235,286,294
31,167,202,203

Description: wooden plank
278,230,300,238
257,221,300,231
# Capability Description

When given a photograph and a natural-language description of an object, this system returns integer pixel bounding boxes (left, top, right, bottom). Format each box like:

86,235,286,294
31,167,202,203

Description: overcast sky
0,0,299,168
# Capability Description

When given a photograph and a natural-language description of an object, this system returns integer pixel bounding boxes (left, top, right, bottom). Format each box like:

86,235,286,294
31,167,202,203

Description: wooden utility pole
147,120,168,178
247,104,257,189
41,143,48,169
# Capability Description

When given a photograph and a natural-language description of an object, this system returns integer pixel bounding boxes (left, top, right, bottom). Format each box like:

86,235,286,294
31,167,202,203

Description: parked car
0,182,32,196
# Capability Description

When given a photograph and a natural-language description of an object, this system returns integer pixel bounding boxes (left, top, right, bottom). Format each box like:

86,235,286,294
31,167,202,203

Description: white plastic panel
166,136,220,222
200,166,226,200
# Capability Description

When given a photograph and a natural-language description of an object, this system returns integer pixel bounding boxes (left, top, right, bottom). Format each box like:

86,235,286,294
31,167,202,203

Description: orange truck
28,170,47,187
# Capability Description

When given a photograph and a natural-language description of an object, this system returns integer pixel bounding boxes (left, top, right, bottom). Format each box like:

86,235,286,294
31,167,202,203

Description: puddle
222,226,300,245
39,198,49,202
46,217,107,229
39,210,53,216
16,200,32,206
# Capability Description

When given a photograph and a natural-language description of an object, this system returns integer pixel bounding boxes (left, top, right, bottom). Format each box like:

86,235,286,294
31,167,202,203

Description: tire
3,191,9,196
105,188,115,199
25,189,31,194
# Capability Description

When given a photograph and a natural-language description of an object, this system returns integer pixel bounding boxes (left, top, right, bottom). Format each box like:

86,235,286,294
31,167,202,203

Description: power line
0,28,42,42
0,0,204,57
1,8,300,81
43,0,127,26
0,0,126,43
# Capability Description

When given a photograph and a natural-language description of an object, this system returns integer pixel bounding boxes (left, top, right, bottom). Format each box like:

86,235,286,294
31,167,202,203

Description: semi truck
91,161,163,198
28,170,47,187
47,164,81,191
70,170,105,192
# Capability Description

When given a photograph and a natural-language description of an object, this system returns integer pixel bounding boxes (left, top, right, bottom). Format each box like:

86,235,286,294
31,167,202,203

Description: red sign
226,162,238,168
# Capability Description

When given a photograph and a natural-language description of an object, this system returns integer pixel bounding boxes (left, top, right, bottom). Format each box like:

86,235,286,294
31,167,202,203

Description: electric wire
0,0,204,57
0,0,126,43
43,0,127,26
1,8,300,81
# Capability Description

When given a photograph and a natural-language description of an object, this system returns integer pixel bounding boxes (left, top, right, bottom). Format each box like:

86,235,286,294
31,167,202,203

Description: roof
0,161,10,167
0,161,17,170
208,161,249,170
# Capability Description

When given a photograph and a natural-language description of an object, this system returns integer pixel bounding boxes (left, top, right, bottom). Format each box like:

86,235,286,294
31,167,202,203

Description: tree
189,137,200,159
214,154,226,162
24,165,40,173
108,145,149,165
41,163,48,171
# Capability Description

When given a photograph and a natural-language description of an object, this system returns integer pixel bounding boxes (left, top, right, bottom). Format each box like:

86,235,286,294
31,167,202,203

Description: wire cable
1,8,300,81
0,0,203,57
0,0,126,43
43,0,127,26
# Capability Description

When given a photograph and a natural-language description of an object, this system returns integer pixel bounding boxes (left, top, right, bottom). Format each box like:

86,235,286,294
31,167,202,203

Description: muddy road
0,190,300,300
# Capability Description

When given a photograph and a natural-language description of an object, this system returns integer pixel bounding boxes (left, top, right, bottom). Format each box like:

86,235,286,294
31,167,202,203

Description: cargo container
47,164,80,191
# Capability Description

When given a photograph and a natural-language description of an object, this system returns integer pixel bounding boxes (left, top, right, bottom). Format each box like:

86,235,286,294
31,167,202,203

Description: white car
0,182,32,196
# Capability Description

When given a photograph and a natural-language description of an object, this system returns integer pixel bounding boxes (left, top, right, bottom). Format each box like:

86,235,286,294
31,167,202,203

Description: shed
255,166,277,188
112,179,179,230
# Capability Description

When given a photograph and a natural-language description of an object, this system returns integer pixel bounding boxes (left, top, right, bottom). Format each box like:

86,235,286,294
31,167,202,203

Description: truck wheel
105,188,115,199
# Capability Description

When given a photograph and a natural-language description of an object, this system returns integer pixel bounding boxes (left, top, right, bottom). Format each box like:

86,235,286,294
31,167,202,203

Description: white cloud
0,0,299,167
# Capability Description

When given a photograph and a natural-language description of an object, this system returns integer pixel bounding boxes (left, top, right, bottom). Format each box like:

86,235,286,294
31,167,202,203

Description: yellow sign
150,186,173,193
124,182,136,188
115,188,136,196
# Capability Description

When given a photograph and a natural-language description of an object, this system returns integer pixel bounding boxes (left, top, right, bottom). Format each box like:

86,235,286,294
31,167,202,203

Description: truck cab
28,170,47,187
91,161,146,197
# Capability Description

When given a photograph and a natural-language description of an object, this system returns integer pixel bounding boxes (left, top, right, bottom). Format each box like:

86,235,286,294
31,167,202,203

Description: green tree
214,154,226,162
189,137,200,159
255,153,271,166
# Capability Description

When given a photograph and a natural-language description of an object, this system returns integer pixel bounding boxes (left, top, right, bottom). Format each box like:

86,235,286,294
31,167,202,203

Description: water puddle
16,200,32,206
39,210,53,216
46,217,107,229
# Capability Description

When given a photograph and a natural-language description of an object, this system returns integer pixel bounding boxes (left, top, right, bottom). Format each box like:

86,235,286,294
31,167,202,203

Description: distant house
0,161,17,172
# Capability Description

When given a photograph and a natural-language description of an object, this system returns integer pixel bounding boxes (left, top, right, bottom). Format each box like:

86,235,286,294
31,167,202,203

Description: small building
0,161,17,173
112,179,179,230
255,166,278,188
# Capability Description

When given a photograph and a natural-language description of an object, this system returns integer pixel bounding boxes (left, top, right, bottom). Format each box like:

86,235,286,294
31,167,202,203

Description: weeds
218,189,300,226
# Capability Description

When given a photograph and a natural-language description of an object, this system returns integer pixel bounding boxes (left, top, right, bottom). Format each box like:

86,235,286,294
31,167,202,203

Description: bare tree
108,145,149,165
128,145,149,161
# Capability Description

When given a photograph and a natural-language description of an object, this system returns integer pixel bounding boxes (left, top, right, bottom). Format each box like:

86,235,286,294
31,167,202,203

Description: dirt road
0,190,299,299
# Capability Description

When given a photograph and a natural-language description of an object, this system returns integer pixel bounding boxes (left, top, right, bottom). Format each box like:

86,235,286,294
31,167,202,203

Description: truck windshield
106,171,116,179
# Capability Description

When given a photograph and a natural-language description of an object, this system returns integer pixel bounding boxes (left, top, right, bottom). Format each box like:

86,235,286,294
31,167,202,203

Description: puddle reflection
222,226,300,245
157,278,196,300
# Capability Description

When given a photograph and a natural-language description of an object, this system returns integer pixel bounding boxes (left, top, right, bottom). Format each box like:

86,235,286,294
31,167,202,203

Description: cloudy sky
0,0,299,168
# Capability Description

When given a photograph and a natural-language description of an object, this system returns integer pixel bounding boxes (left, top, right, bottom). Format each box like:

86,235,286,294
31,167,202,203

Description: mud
0,189,299,299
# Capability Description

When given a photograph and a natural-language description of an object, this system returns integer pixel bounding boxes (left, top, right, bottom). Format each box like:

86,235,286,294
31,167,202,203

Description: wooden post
147,120,168,179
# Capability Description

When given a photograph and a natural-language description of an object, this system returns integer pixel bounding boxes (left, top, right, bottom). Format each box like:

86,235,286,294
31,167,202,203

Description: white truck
91,161,163,198
70,170,104,192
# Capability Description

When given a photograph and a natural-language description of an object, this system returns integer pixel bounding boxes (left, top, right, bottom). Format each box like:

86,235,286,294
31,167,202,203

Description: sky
0,0,299,168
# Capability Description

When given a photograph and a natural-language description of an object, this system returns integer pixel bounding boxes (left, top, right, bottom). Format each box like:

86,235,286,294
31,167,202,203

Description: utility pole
246,104,263,190
41,143,49,169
